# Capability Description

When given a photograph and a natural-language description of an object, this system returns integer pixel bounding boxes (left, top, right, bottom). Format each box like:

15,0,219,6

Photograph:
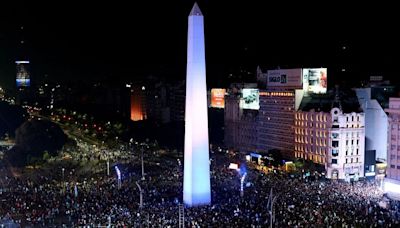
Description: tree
4,119,67,167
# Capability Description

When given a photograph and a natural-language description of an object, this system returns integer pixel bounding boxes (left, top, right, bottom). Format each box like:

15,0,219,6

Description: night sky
0,1,398,90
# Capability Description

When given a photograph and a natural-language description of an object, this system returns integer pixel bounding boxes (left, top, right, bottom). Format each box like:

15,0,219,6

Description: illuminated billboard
16,61,30,87
210,88,225,108
16,78,31,87
267,69,302,88
302,68,327,95
240,89,260,110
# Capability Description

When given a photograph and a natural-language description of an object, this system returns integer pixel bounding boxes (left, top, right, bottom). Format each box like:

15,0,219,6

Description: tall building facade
295,106,365,180
294,110,330,165
258,90,298,158
129,85,147,121
170,81,186,122
224,94,240,148
385,98,400,181
257,68,304,158
224,84,258,152
327,108,365,180
16,61,31,88
355,88,388,162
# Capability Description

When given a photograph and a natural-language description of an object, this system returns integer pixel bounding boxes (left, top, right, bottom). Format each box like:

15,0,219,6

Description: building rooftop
299,88,362,113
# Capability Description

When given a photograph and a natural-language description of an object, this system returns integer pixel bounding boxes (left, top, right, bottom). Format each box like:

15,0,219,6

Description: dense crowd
0,144,399,227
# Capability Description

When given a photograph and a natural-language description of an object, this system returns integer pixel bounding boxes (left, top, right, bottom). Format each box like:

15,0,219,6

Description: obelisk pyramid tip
189,2,203,16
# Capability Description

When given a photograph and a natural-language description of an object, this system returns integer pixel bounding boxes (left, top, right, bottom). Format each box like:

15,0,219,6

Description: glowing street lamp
240,172,247,197
115,166,121,189
62,167,65,193
136,181,143,209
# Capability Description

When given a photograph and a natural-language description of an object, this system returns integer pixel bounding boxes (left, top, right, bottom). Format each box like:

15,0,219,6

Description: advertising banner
302,68,327,95
210,88,226,108
267,69,302,88
240,89,260,110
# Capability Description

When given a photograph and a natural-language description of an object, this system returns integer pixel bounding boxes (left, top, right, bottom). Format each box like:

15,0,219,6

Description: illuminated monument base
183,3,211,207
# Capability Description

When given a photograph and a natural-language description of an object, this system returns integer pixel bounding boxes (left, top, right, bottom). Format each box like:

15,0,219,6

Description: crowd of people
1,142,400,227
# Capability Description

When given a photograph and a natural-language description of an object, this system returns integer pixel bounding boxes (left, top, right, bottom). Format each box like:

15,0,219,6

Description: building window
346,150,348,156
356,149,359,155
351,158,353,163
356,140,359,145
391,165,396,168
346,159,348,164
332,133,339,139
356,157,358,163
398,166,400,169
332,141,339,147
346,140,349,146
332,159,338,164
332,150,339,157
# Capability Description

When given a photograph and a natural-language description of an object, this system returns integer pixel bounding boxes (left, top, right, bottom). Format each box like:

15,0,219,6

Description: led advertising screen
16,78,31,87
302,68,327,95
210,88,226,108
267,69,302,88
240,89,260,110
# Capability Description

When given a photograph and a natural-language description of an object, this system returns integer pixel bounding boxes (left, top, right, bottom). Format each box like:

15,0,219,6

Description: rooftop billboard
267,69,302,88
210,88,226,108
302,68,327,95
240,89,260,110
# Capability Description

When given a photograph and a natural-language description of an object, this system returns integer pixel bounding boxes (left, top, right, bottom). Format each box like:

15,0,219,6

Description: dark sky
0,1,398,90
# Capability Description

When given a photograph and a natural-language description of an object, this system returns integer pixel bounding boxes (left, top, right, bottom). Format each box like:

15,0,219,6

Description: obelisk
183,2,211,206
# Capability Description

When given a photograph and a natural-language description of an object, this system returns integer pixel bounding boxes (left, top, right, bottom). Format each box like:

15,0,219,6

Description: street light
115,166,122,189
267,188,278,228
61,167,65,193
240,172,247,197
135,181,143,209
141,147,145,180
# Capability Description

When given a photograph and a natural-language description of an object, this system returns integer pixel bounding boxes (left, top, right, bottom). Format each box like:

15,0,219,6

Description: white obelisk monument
183,2,211,206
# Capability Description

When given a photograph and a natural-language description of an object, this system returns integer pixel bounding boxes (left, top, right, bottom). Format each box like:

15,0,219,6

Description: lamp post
267,188,278,228
141,147,145,180
106,153,110,176
135,181,143,209
61,167,65,193
240,172,247,197
115,166,121,189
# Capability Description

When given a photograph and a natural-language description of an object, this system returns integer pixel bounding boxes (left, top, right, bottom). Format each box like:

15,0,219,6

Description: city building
224,68,328,159
362,76,397,109
258,90,299,158
257,68,304,158
16,61,31,88
355,88,387,162
385,98,400,181
129,84,147,121
294,109,330,165
224,83,258,152
294,90,365,180
169,80,186,122
224,94,240,149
